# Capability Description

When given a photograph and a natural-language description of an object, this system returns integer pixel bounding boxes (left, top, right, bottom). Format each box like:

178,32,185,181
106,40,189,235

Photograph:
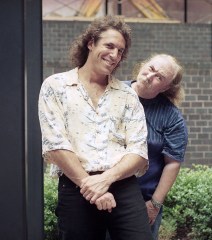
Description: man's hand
80,174,112,203
94,192,116,213
146,200,160,225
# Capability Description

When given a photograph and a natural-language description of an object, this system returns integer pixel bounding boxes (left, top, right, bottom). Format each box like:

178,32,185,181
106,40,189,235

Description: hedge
44,174,58,240
161,165,212,240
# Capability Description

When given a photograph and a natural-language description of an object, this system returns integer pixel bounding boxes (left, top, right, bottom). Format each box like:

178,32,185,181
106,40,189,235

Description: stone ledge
43,16,180,24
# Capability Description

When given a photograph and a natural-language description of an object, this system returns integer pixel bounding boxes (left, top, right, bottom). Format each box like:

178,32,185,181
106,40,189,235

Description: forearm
47,149,89,186
102,153,148,184
152,160,181,203
146,162,180,225
80,153,147,204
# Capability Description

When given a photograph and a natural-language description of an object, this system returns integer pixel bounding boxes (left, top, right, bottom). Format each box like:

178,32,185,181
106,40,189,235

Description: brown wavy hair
70,15,131,72
132,53,185,107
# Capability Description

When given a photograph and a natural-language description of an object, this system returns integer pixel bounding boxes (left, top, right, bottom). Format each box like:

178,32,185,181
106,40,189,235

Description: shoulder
160,95,188,135
150,95,187,131
158,95,183,119
122,80,132,87
42,68,78,89
112,78,136,95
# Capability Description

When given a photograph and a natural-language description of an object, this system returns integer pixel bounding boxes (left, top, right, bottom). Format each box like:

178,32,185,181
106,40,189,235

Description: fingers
80,181,100,203
82,189,95,201
83,192,101,204
80,175,110,202
90,193,100,204
95,192,116,212
149,218,155,225
145,200,159,225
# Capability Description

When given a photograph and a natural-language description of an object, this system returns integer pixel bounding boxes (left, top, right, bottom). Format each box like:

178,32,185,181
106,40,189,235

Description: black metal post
105,0,108,15
184,0,187,23
117,0,122,15
24,0,43,239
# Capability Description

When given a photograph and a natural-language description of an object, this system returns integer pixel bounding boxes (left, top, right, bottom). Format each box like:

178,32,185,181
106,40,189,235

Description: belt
60,171,104,188
60,171,104,182
88,171,104,175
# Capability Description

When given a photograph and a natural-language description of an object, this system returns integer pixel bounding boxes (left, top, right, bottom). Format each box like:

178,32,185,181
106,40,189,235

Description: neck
79,65,108,86
132,81,153,99
132,81,143,97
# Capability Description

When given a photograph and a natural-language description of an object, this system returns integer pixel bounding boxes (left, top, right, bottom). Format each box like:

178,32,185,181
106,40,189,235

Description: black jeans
56,174,153,240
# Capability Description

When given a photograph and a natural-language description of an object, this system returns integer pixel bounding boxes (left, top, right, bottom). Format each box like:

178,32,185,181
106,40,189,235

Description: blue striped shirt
125,81,188,201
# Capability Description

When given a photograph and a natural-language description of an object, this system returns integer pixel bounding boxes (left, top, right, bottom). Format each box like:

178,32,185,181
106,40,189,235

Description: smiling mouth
103,58,115,67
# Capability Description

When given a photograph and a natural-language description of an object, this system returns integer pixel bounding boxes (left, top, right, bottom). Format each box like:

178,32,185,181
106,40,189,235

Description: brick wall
43,20,212,167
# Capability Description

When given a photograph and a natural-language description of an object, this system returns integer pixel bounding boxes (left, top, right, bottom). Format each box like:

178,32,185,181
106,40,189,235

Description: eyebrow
107,42,125,51
150,65,166,80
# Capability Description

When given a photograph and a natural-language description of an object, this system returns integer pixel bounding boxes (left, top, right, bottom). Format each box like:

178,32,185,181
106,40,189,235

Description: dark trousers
56,174,153,240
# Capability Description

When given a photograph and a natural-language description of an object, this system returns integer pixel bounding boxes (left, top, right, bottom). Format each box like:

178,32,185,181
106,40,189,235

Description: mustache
137,76,152,88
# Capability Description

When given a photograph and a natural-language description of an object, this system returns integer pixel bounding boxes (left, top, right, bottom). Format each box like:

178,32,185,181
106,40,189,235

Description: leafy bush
44,174,58,240
162,165,212,240
159,217,177,240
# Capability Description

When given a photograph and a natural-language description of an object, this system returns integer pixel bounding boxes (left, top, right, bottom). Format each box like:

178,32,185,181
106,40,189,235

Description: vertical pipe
184,0,187,23
24,0,43,239
105,0,108,15
117,0,122,15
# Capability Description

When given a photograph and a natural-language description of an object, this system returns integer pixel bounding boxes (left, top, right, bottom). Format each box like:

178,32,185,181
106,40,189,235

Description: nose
110,48,119,59
146,72,155,82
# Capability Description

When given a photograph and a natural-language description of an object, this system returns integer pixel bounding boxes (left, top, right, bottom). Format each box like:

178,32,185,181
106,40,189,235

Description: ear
87,39,94,51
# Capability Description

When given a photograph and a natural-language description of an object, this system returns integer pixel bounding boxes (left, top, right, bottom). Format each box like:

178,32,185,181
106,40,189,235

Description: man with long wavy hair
39,16,152,240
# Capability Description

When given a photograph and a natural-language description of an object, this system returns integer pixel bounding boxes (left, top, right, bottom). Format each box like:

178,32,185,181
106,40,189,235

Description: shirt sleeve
162,112,188,162
38,78,73,161
125,92,149,175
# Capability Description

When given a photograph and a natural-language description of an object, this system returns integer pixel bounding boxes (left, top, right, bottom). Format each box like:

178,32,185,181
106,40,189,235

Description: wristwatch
151,198,163,209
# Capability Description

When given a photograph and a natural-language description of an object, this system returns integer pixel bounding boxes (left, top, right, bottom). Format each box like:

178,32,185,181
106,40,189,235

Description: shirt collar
107,75,122,90
65,67,120,90
139,94,163,105
65,67,80,86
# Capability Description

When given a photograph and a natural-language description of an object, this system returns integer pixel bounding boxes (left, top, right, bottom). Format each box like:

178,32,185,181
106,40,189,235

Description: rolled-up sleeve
38,78,72,161
163,115,188,162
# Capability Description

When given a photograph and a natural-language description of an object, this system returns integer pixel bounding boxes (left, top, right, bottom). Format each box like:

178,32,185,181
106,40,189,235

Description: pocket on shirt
108,116,125,146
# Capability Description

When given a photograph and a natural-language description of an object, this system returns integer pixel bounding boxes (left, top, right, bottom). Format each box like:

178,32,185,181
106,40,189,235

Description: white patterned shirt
39,68,148,177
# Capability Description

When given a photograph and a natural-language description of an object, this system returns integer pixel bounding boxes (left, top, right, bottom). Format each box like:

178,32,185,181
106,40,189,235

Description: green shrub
159,217,177,240
44,174,58,240
163,165,212,240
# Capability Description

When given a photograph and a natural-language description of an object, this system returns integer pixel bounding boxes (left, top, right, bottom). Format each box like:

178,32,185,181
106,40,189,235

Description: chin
105,67,115,75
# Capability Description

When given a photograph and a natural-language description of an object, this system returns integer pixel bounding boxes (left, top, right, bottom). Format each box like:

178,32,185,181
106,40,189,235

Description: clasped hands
80,174,116,213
